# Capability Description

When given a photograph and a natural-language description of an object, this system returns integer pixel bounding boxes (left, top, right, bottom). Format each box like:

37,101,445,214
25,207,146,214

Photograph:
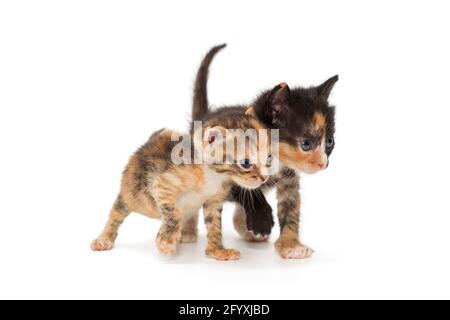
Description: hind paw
180,232,198,243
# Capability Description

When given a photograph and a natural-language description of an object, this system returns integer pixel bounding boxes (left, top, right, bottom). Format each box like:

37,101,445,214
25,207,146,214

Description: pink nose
317,163,326,170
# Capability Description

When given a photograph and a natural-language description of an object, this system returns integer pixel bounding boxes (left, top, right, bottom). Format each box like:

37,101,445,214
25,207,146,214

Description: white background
1,0,449,300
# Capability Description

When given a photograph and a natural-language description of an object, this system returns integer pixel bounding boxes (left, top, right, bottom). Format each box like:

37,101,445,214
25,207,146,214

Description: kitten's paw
275,238,314,259
156,235,179,256
91,238,114,251
244,231,270,243
206,248,241,261
276,243,314,259
180,232,198,243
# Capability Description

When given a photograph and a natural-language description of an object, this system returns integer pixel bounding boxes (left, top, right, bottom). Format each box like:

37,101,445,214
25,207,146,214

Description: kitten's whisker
239,188,243,207
254,189,265,203
239,188,246,209
249,189,256,212
245,189,252,212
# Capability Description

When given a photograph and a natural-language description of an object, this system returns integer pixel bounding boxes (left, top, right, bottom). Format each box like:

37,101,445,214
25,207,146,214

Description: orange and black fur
91,114,276,260
192,44,338,259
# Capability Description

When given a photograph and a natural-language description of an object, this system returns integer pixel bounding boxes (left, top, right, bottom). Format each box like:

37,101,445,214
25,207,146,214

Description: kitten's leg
274,173,314,259
233,205,269,242
180,212,199,243
91,196,130,251
152,188,182,256
231,185,274,237
204,199,240,261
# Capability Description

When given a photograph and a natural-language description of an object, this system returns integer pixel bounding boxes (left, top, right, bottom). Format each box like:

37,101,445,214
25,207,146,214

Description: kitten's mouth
299,164,328,175
301,168,321,175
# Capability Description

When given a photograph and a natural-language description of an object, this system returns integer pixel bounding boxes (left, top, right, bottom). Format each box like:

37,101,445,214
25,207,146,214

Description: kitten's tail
192,43,227,121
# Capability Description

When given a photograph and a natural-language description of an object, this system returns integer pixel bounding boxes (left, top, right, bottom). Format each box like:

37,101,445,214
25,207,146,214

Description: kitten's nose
317,163,326,170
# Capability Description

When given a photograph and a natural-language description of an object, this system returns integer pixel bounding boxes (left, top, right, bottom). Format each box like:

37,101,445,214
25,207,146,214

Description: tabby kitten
191,44,338,259
91,114,277,261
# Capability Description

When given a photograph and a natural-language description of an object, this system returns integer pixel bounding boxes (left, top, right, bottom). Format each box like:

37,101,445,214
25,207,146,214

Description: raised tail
192,43,227,121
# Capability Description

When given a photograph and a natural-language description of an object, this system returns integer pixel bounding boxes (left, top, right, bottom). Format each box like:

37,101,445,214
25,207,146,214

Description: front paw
244,231,270,242
275,240,314,259
246,210,274,236
156,234,180,256
206,248,241,261
91,238,114,251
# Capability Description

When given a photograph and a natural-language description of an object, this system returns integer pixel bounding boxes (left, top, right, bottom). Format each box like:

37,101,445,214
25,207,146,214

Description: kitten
91,113,277,261
191,44,338,259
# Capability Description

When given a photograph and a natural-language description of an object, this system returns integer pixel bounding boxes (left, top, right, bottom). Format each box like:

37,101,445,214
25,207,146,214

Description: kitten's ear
202,126,227,164
266,82,291,127
317,75,339,100
204,126,225,146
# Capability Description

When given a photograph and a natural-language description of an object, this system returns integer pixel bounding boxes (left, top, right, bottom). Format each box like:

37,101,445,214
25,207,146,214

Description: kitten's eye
239,159,252,169
326,137,334,148
267,154,273,166
300,139,312,151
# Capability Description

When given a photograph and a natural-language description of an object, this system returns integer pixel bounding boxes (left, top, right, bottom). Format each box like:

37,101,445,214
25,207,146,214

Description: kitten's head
193,114,279,189
254,75,338,174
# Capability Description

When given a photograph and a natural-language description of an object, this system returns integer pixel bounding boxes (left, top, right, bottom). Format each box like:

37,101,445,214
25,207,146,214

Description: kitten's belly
177,191,206,215
137,190,211,221
177,185,224,214
177,167,227,214
136,188,223,220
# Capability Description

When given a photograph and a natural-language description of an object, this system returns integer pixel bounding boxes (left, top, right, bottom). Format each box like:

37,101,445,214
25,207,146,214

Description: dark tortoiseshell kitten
192,44,338,259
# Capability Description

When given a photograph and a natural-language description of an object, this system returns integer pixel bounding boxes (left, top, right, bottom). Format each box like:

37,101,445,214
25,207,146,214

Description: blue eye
240,159,252,169
326,137,334,148
300,139,312,151
267,154,273,165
